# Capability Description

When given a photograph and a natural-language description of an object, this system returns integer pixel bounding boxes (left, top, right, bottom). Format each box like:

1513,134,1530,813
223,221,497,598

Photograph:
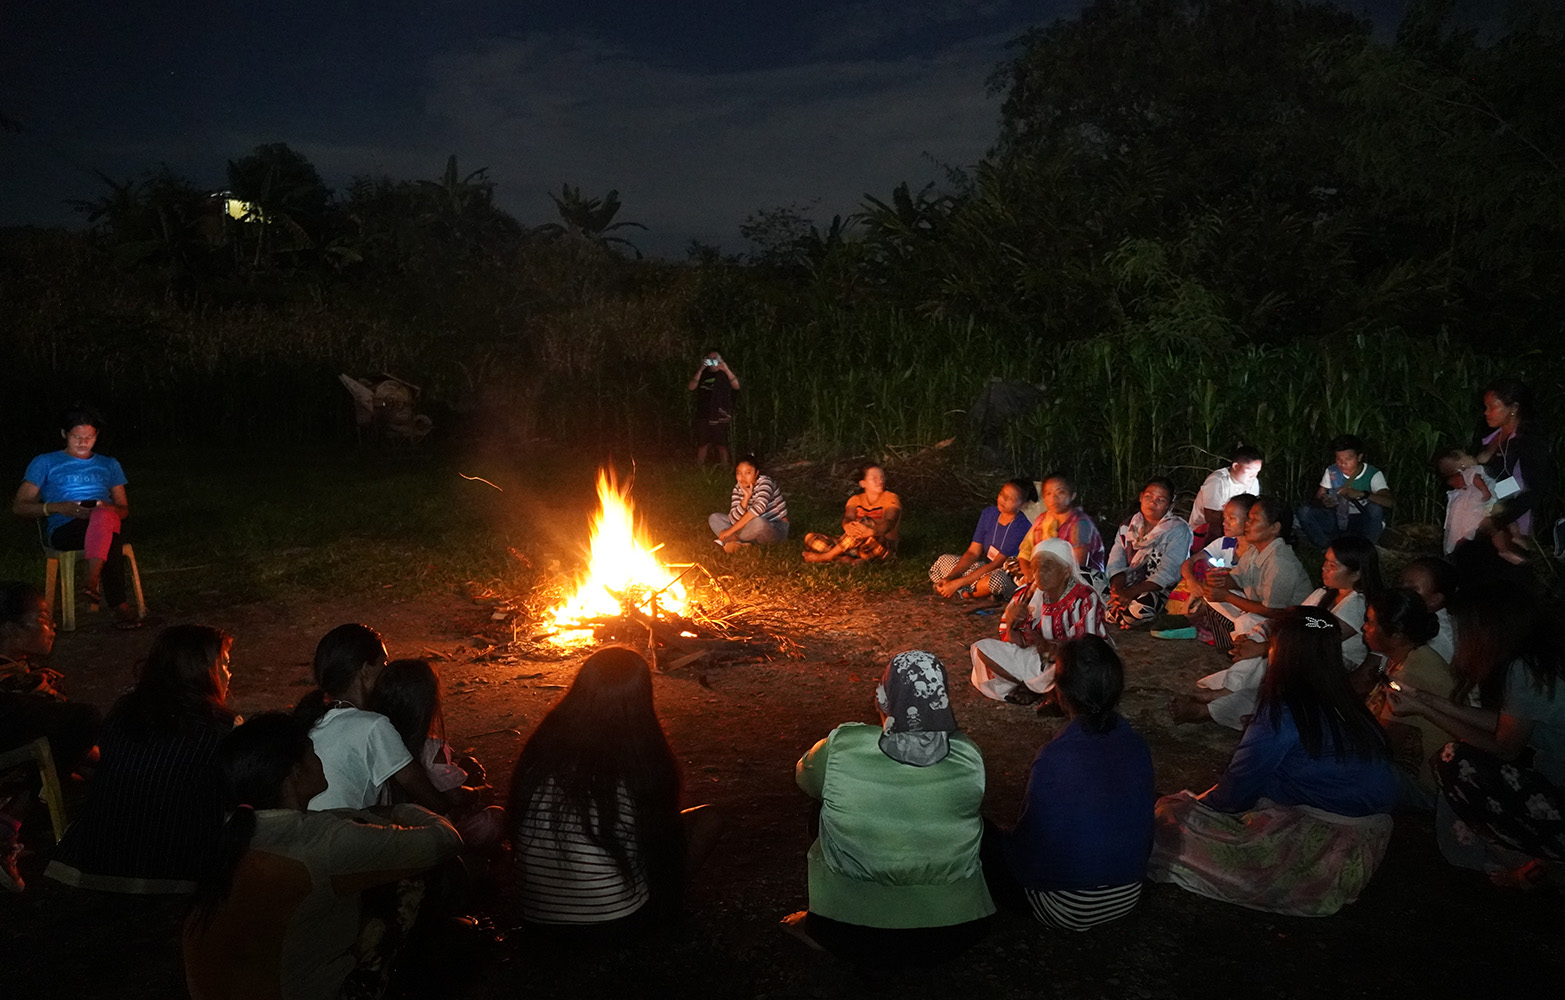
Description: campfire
545,469,694,646
537,469,782,670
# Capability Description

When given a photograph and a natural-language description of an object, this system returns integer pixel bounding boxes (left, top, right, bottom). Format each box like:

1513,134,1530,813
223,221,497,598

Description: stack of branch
578,585,777,672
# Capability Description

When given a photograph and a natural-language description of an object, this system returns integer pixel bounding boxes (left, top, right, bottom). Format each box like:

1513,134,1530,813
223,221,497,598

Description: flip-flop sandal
80,585,104,606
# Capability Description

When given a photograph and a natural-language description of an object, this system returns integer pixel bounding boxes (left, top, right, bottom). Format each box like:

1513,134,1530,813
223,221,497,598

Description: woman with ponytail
184,713,460,1000
292,623,471,815
992,637,1154,931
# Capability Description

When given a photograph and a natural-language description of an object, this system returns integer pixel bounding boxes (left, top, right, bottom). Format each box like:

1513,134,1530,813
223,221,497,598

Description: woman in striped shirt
710,454,789,553
508,646,721,938
46,624,237,893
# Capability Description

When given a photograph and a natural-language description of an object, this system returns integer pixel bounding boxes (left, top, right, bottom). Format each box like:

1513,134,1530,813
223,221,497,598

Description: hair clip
1304,616,1332,629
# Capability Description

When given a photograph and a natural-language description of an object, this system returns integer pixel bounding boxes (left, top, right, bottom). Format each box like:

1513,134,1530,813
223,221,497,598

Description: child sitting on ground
1435,446,1521,564
370,658,504,849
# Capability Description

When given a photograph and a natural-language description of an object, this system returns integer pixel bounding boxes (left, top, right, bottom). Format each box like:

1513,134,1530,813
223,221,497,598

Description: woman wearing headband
1149,607,1398,915
783,651,994,964
969,538,1107,706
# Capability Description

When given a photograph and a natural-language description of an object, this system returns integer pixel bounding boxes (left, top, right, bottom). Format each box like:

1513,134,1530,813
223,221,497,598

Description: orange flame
547,470,690,645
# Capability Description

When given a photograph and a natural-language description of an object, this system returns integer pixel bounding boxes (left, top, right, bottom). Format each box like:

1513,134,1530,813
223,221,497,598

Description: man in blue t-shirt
12,407,138,624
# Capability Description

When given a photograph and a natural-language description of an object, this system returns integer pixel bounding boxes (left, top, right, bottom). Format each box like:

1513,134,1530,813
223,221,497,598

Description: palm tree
533,184,646,258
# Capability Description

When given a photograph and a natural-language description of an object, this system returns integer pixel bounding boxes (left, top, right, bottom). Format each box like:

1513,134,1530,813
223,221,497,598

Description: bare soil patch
6,589,1560,999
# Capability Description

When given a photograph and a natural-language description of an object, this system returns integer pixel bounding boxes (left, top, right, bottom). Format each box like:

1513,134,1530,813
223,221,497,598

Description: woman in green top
782,650,994,965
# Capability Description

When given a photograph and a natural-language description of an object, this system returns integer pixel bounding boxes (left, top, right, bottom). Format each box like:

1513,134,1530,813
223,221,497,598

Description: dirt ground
5,588,1562,999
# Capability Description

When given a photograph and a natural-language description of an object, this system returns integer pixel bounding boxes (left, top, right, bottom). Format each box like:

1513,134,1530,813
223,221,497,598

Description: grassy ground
0,442,993,614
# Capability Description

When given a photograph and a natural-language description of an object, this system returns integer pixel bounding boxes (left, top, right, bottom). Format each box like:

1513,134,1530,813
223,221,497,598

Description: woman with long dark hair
1387,584,1565,886
1151,607,1399,915
370,658,504,849
183,713,460,1000
47,625,237,893
508,646,720,935
292,623,467,815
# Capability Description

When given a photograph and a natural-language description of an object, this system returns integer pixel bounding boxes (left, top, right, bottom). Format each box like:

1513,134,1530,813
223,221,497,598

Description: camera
703,357,720,367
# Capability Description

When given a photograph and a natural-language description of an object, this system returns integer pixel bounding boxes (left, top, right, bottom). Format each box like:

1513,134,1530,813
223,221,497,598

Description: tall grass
4,226,1558,529
713,308,1558,526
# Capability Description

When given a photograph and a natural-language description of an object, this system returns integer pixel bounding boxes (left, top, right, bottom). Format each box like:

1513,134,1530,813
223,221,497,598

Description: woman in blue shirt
1149,606,1399,915
998,636,1154,930
929,479,1033,600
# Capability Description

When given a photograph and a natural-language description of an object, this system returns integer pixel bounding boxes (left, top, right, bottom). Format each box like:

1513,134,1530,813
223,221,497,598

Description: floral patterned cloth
1433,741,1565,863
1147,791,1393,916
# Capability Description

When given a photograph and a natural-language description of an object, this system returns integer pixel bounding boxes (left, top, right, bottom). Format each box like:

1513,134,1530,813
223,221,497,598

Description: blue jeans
1295,502,1384,549
708,512,788,545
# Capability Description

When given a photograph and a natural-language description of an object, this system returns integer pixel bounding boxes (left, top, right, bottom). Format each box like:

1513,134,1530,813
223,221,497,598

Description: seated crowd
1,377,1560,994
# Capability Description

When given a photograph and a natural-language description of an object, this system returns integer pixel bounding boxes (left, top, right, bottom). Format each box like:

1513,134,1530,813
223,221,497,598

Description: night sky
1,1,1435,256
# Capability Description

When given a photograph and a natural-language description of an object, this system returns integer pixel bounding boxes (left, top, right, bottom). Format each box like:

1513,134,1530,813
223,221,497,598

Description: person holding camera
688,349,741,466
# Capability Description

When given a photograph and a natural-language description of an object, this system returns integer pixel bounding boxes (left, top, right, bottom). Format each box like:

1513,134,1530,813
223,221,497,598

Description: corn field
3,244,1558,530
713,308,1561,525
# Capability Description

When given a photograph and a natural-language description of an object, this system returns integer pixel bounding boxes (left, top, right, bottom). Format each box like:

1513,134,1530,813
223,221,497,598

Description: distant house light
212,191,266,223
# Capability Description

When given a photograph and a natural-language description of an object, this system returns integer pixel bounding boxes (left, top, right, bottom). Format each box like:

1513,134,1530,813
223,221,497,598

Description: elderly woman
802,464,902,564
1150,607,1399,916
929,479,1032,600
1103,477,1193,628
782,651,994,965
10,405,141,627
970,539,1107,706
708,454,789,553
